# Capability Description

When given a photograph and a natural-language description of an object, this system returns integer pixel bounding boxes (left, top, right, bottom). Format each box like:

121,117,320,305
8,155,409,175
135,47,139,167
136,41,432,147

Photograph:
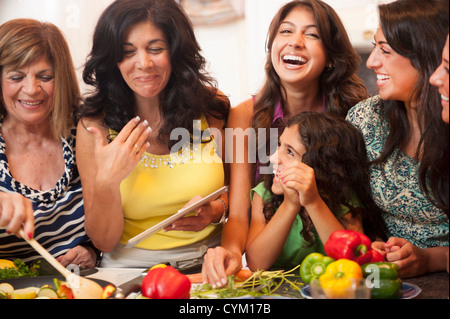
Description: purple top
271,95,326,124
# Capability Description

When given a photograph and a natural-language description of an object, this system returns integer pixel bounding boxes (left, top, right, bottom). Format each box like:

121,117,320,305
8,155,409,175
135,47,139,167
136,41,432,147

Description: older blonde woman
0,19,98,268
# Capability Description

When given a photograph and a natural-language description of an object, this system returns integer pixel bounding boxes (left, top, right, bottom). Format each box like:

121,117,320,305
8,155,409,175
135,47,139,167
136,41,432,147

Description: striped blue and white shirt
0,123,90,263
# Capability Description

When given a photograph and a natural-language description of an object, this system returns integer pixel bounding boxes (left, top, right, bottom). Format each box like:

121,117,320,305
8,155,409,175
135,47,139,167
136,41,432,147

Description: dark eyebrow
373,35,389,46
122,39,166,46
280,21,317,29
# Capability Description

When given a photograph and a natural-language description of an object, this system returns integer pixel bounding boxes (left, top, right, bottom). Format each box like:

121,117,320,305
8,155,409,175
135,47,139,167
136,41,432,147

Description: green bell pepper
300,253,335,284
361,262,402,299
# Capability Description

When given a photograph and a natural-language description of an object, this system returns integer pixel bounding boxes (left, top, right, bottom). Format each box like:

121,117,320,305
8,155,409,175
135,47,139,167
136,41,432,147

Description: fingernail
86,127,92,132
28,232,33,239
216,282,222,288
135,116,141,122
143,120,148,126
221,278,227,285
146,127,152,133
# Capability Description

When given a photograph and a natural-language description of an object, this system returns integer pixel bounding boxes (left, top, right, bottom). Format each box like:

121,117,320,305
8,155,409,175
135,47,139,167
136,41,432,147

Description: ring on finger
134,144,140,154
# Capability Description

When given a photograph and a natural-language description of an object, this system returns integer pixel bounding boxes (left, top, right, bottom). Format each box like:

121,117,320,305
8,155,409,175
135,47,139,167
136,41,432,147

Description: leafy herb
191,265,304,299
0,259,40,280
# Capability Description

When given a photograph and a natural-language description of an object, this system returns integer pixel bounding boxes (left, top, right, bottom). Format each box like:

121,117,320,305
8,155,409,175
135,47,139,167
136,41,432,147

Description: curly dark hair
77,0,229,147
262,112,387,243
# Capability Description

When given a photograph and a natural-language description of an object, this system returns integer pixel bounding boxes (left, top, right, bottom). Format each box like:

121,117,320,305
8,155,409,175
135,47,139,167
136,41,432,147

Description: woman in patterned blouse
0,19,97,268
346,0,449,278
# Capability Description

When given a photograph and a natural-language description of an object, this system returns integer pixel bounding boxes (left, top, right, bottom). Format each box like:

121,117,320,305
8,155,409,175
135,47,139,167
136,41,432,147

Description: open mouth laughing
282,54,307,66
377,74,391,85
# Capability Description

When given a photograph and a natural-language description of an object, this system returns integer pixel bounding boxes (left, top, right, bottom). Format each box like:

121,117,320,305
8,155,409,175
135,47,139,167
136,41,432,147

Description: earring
327,63,333,68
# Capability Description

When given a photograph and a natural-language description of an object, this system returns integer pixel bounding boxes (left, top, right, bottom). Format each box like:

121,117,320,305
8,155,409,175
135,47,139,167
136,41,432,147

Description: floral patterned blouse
347,96,449,248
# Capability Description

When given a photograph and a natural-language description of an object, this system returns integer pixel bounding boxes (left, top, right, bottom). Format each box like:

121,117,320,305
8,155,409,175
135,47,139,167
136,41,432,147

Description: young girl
246,112,386,270
202,0,369,286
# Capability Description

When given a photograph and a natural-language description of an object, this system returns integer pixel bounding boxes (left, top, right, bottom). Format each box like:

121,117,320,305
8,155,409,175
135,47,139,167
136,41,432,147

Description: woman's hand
56,245,97,269
201,246,242,288
166,196,216,232
0,192,34,238
87,117,151,185
377,237,448,278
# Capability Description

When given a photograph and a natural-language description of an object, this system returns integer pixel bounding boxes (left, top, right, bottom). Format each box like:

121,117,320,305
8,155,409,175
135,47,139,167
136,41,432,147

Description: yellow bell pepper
319,259,363,299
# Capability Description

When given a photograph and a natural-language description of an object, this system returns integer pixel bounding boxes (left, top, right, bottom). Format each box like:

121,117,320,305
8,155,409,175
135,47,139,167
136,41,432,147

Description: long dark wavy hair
263,112,387,243
252,0,369,138
77,0,229,147
374,0,449,216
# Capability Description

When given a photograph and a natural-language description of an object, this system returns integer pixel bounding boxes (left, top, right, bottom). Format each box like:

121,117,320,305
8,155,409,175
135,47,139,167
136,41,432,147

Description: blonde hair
0,19,80,138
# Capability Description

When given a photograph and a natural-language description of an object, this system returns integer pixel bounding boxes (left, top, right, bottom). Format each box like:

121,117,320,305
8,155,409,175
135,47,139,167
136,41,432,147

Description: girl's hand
279,161,320,209
0,192,34,238
87,117,151,185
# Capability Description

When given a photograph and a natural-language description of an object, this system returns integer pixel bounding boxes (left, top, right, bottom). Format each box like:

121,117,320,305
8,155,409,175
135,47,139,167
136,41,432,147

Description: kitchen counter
87,267,449,299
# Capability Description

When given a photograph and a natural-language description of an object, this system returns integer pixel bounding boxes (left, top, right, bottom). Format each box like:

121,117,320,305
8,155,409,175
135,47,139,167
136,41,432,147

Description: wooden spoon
19,230,104,299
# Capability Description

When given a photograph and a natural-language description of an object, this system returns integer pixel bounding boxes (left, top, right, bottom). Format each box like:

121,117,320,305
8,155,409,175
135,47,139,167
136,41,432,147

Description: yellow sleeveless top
111,117,225,250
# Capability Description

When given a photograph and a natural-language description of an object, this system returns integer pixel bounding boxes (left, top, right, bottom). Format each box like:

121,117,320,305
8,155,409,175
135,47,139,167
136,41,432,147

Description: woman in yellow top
76,0,229,268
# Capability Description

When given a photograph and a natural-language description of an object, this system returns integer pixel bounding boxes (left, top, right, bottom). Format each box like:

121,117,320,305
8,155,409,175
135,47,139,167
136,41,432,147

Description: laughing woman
202,0,369,287
347,0,449,278
76,0,229,268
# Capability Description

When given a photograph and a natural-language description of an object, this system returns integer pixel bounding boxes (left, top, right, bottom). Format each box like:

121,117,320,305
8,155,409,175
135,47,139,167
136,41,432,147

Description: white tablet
125,186,228,249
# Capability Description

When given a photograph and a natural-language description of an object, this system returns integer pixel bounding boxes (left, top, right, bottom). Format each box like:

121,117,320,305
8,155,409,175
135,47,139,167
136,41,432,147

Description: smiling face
271,6,328,88
269,125,306,195
367,28,419,105
117,21,172,103
1,55,55,126
430,35,449,123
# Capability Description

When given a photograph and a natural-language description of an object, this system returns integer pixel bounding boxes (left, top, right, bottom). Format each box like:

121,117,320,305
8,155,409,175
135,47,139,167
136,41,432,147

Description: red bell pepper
370,249,385,262
324,230,377,265
141,266,191,299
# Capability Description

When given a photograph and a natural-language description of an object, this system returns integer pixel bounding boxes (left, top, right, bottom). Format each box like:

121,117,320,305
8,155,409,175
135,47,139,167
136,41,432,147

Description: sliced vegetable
300,253,335,284
53,278,62,291
0,283,14,295
0,259,18,270
141,266,191,299
38,287,58,299
57,284,74,299
0,259,39,280
319,259,363,299
10,287,39,299
362,262,402,299
102,284,116,299
324,230,376,265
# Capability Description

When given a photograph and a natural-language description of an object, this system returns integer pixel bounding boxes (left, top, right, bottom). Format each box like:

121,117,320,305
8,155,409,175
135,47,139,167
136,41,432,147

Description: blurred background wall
0,0,393,106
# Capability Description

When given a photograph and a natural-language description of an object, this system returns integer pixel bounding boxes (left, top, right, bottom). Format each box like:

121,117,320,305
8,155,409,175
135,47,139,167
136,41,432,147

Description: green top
251,182,360,269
